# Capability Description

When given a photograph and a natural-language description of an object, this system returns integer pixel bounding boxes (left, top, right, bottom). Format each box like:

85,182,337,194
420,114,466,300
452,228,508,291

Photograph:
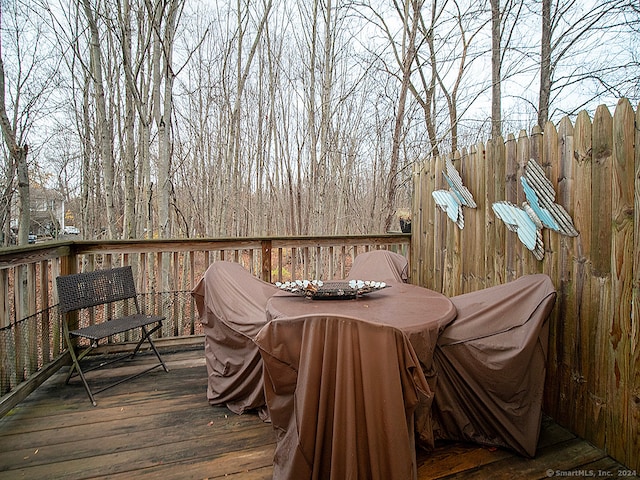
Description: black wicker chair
56,266,168,405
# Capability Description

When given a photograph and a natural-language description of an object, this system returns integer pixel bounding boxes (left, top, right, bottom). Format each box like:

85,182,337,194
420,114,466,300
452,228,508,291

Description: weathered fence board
589,104,614,449
433,154,446,293
571,110,593,440
632,101,640,469
460,147,475,295
610,98,635,468
505,133,519,280
412,99,639,471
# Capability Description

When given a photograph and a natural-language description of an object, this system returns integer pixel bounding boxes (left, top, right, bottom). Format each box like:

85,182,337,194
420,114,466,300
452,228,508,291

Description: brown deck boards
0,349,636,479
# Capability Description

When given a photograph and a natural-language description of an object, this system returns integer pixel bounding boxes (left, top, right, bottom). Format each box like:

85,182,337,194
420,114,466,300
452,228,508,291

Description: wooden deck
0,349,636,480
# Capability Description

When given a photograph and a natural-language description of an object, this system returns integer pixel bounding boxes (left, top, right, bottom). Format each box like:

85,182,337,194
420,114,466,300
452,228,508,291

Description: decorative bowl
274,279,388,300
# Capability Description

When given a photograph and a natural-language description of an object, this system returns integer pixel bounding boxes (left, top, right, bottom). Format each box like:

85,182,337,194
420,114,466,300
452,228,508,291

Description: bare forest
1,0,638,243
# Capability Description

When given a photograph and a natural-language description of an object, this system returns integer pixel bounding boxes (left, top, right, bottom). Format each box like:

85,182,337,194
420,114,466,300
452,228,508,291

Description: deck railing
0,234,410,410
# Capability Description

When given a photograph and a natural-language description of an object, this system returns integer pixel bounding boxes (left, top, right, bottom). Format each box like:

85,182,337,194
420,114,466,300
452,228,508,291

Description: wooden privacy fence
411,98,639,471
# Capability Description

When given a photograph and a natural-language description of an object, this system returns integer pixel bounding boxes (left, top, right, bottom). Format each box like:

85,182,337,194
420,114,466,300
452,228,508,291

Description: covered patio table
193,259,555,479
256,282,457,479
266,283,458,437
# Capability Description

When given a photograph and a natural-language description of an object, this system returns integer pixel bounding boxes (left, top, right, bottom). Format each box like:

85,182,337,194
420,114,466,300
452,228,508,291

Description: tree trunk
0,54,29,245
491,0,502,139
306,0,319,236
118,2,154,240
82,0,116,238
317,0,335,235
538,0,551,128
0,125,16,246
81,73,91,238
226,0,273,236
16,147,29,245
423,1,439,158
157,1,181,241
121,0,136,239
385,0,423,232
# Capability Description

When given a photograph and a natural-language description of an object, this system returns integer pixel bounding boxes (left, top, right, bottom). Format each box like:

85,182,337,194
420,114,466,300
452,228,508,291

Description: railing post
59,246,79,339
261,239,272,282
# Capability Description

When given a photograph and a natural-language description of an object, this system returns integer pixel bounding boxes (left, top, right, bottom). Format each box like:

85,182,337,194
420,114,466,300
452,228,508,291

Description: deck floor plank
0,349,636,480
439,438,607,479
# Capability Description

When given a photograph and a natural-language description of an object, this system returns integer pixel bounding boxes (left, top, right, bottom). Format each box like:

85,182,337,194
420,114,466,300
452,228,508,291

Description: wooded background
1,0,638,246
411,98,639,472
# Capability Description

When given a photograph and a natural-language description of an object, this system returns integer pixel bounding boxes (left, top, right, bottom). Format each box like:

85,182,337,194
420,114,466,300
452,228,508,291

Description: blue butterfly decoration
492,159,579,260
432,157,477,229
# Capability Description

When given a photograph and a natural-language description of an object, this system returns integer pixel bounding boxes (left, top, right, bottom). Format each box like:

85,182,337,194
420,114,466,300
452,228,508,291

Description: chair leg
71,347,97,407
89,323,168,397
63,322,97,406
135,323,169,373
62,320,168,406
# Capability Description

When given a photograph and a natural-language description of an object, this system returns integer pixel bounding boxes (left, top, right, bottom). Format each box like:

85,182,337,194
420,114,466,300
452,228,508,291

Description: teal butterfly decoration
492,159,579,260
432,157,477,229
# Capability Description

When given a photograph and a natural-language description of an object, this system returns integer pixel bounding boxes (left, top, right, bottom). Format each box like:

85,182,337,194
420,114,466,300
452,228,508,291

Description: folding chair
56,266,169,406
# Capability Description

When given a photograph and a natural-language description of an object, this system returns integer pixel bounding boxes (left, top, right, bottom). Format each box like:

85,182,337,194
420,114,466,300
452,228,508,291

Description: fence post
261,239,272,282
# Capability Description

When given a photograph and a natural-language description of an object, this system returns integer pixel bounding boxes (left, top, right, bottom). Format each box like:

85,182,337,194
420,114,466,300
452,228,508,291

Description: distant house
6,186,68,244
28,186,65,237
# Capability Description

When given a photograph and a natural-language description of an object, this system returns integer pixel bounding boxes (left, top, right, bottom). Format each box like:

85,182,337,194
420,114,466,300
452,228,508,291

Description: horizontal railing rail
0,234,410,409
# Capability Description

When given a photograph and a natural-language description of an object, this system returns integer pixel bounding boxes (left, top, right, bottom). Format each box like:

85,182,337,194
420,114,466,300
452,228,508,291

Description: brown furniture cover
266,282,457,451
431,274,557,457
255,314,429,480
190,253,413,419
191,261,278,419
346,249,409,283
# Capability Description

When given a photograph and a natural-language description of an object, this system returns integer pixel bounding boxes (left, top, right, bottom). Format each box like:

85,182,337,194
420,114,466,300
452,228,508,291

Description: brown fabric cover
255,314,429,480
266,283,457,450
191,261,278,418
346,249,409,283
431,274,557,457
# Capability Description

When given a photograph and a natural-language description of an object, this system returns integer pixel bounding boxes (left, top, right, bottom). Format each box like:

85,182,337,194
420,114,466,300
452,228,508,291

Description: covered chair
191,261,278,419
431,274,557,457
255,314,429,480
346,249,409,284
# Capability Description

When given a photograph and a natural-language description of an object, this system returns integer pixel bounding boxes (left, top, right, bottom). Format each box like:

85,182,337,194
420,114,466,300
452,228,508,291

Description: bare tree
113,0,158,240
434,2,489,153
383,0,423,232
538,0,636,126
117,0,137,239
490,0,526,138
490,0,501,138
417,0,442,156
148,0,184,241
81,0,117,238
223,0,272,236
295,0,334,235
1,1,61,244
0,53,28,245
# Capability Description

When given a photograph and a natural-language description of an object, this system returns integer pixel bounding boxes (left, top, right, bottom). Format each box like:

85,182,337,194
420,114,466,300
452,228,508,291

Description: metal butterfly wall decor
491,159,579,261
432,157,477,229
